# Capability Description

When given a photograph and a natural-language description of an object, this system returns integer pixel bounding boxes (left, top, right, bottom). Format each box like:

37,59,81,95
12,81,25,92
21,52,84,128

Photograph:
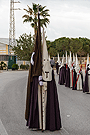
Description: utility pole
9,0,20,54
8,0,20,69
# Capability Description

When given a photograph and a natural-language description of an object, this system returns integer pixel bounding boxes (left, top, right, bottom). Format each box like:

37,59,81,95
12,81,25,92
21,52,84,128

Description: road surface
0,70,90,135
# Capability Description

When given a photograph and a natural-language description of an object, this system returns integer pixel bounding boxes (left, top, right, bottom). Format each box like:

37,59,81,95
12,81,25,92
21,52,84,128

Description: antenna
9,0,20,54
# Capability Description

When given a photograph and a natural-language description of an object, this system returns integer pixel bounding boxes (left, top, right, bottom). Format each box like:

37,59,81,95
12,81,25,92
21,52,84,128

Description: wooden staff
40,86,43,131
37,5,43,131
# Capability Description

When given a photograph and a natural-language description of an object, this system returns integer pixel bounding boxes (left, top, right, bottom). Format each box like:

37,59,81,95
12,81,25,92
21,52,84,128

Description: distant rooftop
0,38,9,45
0,38,16,46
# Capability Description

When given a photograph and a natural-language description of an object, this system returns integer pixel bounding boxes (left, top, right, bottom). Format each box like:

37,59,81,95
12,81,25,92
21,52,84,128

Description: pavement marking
60,127,69,135
0,119,8,135
67,115,70,117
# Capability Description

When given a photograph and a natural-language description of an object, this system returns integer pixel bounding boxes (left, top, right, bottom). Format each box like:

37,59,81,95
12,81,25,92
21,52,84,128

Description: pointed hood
87,53,89,65
76,54,78,67
42,27,52,81
75,53,80,72
61,54,64,67
68,51,72,68
67,55,70,65
66,51,67,64
70,51,72,62
73,53,75,64
58,53,60,64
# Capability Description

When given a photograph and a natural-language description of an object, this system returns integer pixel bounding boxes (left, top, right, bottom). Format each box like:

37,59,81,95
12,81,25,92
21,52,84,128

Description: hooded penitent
25,13,42,129
65,51,70,87
42,28,62,131
68,51,72,69
74,54,83,90
38,27,52,130
56,53,60,74
83,54,90,93
58,54,66,85
25,13,62,131
68,51,72,88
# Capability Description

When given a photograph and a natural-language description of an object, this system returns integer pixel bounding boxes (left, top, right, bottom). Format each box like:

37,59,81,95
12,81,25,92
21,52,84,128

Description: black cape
83,69,89,93
58,66,66,85
65,66,70,88
72,69,77,90
56,62,59,74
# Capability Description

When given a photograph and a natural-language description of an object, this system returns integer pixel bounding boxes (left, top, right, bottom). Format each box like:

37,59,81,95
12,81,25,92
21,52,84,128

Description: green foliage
12,64,19,70
22,3,50,36
0,61,7,70
20,64,29,70
12,33,34,61
47,37,90,57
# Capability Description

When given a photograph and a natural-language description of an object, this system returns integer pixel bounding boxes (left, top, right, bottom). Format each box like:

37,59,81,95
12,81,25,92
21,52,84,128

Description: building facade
0,38,30,69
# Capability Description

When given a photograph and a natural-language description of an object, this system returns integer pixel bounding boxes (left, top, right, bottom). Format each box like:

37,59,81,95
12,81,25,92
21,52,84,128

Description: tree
12,33,34,61
46,37,90,57
22,3,50,37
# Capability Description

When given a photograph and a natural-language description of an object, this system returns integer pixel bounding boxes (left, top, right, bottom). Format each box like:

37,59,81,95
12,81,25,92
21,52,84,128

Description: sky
0,0,90,41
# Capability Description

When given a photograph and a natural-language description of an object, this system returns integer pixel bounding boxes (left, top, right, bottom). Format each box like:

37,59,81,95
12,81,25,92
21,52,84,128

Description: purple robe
56,62,59,74
58,66,66,85
26,76,39,128
26,71,62,131
72,69,77,90
83,69,89,93
65,66,70,88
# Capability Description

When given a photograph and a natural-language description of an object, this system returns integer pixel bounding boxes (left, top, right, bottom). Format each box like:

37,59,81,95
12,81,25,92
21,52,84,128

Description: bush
12,64,19,70
20,64,26,69
20,64,29,70
26,64,29,70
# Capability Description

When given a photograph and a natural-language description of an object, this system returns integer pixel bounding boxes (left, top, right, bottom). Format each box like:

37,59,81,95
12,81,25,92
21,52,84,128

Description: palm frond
33,3,38,14
22,3,50,35
39,6,46,11
23,5,33,15
31,23,35,28
22,15,29,19
22,15,33,23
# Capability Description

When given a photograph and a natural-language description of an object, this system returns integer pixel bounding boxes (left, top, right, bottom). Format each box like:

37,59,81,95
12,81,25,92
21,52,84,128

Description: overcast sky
0,0,90,41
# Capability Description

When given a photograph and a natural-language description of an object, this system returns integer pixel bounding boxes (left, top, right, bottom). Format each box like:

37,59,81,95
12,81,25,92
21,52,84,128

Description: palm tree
22,3,50,38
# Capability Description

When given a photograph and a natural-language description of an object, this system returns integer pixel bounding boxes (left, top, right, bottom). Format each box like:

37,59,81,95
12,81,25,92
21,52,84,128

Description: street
0,70,90,135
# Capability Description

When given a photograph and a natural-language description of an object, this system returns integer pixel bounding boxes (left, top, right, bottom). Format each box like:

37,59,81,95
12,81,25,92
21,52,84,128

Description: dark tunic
58,66,66,85
46,71,62,131
72,69,77,90
56,62,59,74
26,76,39,128
83,69,89,93
81,71,83,89
26,70,62,131
65,66,70,88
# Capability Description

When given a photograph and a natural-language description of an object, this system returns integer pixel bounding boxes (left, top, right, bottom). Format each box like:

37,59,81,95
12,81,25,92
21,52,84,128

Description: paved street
0,70,90,135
